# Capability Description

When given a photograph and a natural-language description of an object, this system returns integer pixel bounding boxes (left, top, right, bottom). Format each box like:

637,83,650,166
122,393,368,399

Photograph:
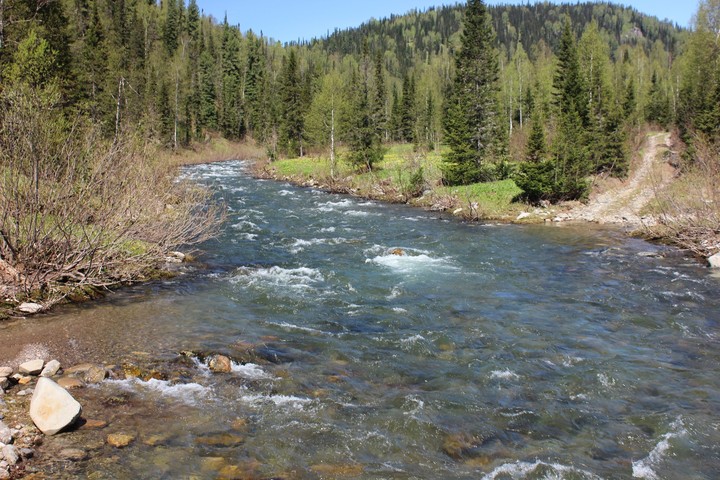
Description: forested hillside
1,0,719,304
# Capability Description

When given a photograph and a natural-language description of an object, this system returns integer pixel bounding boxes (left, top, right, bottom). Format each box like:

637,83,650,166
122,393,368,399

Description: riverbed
1,160,719,479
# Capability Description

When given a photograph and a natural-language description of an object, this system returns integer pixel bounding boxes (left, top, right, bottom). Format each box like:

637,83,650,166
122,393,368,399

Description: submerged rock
390,248,405,256
58,448,87,461
57,377,85,390
18,359,44,376
29,377,82,435
107,433,135,448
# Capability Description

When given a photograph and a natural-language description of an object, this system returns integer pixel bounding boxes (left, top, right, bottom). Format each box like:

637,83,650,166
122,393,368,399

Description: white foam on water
231,362,274,380
345,210,378,217
387,285,403,299
481,460,603,480
400,334,426,344
320,226,336,233
278,189,295,196
632,417,688,479
230,266,324,291
269,321,330,336
317,199,355,211
242,393,314,410
231,220,261,232
597,372,616,388
104,378,211,405
392,307,408,313
238,233,258,241
367,252,457,274
490,370,520,380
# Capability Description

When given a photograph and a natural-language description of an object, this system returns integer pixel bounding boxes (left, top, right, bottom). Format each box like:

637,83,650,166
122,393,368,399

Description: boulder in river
208,355,232,373
18,359,44,376
29,378,82,435
83,365,107,384
708,253,720,268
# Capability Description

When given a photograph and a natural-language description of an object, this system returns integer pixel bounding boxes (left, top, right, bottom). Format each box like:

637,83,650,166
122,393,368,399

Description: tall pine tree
441,0,502,185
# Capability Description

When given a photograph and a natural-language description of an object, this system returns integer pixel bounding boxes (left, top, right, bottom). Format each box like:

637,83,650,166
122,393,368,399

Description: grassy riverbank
255,144,540,222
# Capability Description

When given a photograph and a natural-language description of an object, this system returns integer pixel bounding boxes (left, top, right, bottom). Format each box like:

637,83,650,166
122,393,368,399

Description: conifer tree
645,71,669,126
373,51,388,142
441,0,501,185
279,49,305,156
525,110,546,163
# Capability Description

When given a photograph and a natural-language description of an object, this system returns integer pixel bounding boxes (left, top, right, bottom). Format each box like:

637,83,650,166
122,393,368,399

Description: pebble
0,369,11,379
17,302,42,314
79,419,108,430
16,389,33,396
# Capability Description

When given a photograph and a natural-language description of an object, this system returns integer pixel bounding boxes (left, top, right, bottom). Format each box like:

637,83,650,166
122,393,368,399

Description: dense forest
0,0,719,302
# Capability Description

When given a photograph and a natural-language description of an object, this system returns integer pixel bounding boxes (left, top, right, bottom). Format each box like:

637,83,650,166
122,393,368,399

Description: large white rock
19,359,44,376
708,253,720,268
18,302,42,314
29,378,82,435
0,368,11,378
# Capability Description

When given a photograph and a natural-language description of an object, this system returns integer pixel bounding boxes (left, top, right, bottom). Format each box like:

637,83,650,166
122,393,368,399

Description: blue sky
197,1,697,44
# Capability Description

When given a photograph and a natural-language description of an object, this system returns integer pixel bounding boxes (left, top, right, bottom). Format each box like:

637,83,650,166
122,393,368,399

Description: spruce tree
441,0,501,185
525,110,546,163
279,49,305,156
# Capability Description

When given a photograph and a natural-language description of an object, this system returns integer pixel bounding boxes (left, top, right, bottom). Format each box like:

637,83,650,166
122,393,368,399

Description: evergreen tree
441,0,502,185
347,66,385,171
198,50,217,130
645,71,669,126
553,18,587,124
525,110,546,163
399,73,416,143
220,19,244,139
279,49,305,156
163,0,179,55
373,51,388,142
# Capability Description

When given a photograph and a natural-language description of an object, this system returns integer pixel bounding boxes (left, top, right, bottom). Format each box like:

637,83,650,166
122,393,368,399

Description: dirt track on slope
569,132,676,227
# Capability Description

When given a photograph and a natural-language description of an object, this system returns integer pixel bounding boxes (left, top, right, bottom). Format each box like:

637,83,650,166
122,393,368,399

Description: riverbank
251,132,719,261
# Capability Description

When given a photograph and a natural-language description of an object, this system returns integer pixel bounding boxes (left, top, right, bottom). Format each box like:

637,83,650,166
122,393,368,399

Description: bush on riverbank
0,83,225,310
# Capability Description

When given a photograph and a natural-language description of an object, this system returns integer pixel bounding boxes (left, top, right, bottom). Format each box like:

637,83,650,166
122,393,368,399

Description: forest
0,0,719,304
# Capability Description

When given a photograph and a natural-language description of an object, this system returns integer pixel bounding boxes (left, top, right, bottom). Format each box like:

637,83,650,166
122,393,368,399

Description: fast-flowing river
2,160,719,479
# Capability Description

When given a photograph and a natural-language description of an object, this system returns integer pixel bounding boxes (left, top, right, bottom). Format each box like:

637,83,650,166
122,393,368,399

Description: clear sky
197,1,697,44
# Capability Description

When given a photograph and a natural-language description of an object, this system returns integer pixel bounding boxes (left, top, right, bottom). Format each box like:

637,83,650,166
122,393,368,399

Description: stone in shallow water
59,448,87,461
40,360,61,378
709,253,720,268
208,355,232,373
29,377,82,435
107,433,135,448
19,359,44,376
57,377,85,390
79,419,108,430
18,302,42,314
83,366,107,384
195,433,245,448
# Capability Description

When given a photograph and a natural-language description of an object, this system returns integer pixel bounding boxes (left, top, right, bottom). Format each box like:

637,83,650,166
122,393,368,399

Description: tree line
0,0,716,200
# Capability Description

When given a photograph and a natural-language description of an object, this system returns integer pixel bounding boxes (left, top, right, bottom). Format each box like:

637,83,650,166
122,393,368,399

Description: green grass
435,179,524,215
271,144,526,218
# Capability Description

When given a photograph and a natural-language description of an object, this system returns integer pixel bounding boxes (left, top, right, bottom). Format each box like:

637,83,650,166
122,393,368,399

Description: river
1,160,719,479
